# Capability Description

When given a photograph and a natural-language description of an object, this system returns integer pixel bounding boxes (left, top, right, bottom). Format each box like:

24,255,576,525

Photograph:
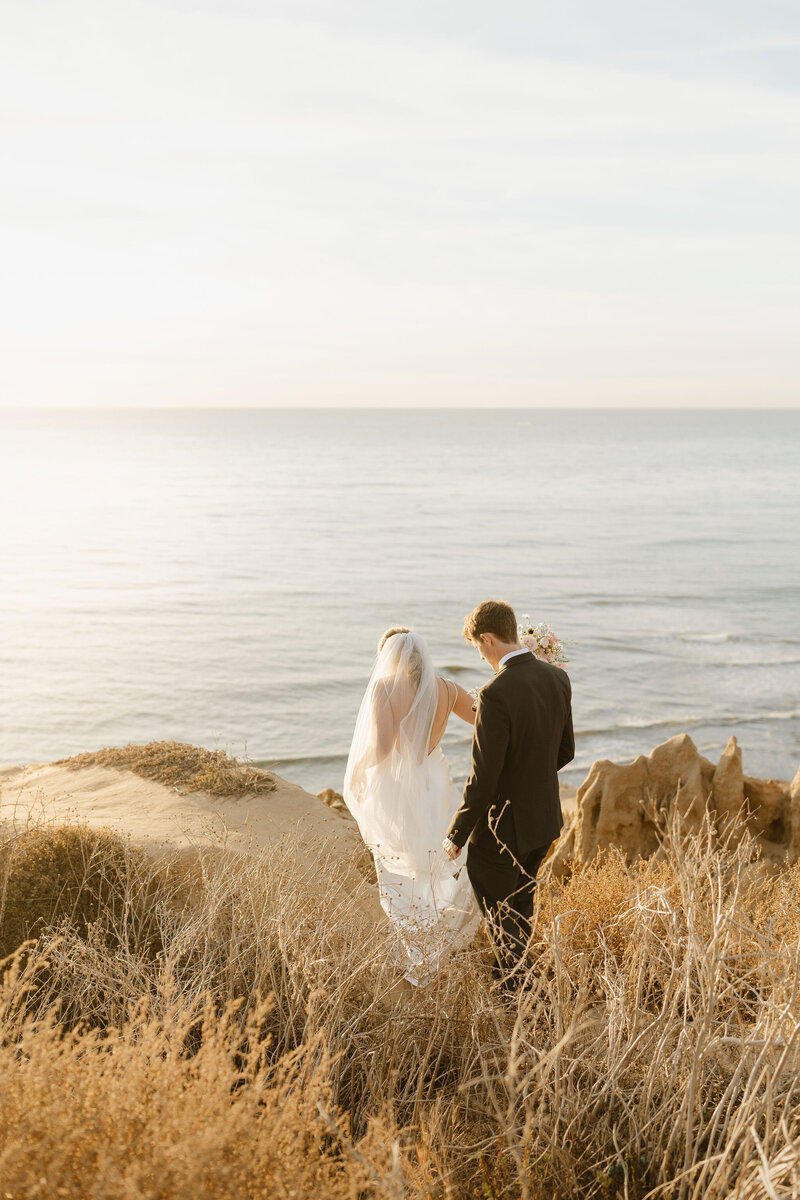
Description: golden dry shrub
731,859,800,1008
55,740,276,797
0,978,366,1200
542,851,679,963
542,851,634,961
7,805,800,1200
741,858,800,946
0,824,157,960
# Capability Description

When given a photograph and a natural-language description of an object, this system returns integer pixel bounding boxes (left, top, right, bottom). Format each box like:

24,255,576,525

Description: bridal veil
343,630,442,869
343,631,479,984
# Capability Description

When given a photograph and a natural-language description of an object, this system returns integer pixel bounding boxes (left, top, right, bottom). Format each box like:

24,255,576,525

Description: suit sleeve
557,676,575,770
446,687,510,848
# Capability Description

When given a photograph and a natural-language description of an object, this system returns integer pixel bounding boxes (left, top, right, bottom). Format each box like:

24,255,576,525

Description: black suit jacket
447,652,574,861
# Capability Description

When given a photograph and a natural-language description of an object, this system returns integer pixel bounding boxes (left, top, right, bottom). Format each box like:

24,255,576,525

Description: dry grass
0,971,364,1200
3,803,800,1198
541,848,680,963
55,740,277,796
0,824,160,961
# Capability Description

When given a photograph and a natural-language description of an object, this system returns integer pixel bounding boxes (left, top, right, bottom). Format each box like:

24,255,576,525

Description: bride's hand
442,837,462,861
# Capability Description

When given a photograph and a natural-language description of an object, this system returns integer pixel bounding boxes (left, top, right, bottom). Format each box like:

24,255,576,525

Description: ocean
1,407,798,795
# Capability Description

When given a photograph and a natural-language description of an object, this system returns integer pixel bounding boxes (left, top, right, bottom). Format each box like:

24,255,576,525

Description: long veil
343,630,479,984
343,631,443,871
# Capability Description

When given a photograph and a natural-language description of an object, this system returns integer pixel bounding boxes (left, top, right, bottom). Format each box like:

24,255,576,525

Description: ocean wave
678,632,736,643
576,708,800,740
739,708,800,725
576,716,703,739
677,632,800,649
581,595,700,606
253,752,347,769
599,635,800,665
705,656,800,668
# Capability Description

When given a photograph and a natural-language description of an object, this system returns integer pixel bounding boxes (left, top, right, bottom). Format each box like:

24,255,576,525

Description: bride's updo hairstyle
463,599,518,644
378,626,410,653
378,627,424,691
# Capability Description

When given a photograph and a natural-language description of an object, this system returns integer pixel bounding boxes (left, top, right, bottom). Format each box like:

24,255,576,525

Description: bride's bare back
374,674,475,760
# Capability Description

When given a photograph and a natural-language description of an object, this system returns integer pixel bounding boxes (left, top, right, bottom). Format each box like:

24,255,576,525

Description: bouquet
518,615,568,668
469,614,569,704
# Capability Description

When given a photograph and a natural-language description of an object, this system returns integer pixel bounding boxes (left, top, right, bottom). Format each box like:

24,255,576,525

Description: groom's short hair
463,600,517,644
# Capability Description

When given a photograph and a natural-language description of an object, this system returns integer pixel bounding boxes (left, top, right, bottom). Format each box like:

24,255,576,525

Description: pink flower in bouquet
517,618,569,668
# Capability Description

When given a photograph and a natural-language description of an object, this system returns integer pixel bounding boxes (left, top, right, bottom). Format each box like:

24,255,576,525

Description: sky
1,0,799,408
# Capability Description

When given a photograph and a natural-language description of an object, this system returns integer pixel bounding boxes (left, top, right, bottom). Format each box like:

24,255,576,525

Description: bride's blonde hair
377,627,426,690
378,626,410,653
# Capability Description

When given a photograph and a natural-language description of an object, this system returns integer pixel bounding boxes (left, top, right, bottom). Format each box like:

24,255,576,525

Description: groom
443,600,574,983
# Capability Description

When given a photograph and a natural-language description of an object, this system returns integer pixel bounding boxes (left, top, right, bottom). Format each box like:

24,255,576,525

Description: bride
343,627,480,985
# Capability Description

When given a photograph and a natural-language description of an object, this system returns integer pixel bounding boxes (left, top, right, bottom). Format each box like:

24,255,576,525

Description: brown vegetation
2,805,800,1198
55,740,277,797
0,824,157,960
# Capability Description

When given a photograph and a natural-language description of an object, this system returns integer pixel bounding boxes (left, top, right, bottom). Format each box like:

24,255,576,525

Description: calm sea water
1,408,798,794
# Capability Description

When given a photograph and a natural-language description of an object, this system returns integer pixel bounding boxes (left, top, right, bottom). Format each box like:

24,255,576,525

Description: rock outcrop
317,787,349,816
791,765,800,863
712,736,744,835
551,733,795,873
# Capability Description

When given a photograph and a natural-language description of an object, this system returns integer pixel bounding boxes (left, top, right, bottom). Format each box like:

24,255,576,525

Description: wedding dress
343,631,480,985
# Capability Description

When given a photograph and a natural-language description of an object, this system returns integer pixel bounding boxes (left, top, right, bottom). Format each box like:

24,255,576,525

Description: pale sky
2,0,799,408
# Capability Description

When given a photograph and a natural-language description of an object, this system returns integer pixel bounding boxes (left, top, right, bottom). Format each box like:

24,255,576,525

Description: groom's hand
442,837,462,861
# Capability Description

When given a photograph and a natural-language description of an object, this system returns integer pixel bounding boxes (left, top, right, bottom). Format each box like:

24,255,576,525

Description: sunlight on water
1,407,799,792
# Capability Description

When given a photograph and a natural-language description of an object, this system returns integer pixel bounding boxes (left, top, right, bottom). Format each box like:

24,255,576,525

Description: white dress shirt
498,647,532,669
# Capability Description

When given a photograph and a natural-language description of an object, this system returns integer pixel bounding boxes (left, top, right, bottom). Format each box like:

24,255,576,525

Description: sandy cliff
2,738,796,895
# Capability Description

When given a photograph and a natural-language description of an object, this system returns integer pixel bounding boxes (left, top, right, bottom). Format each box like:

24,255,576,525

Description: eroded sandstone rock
569,733,715,866
550,732,795,872
712,736,745,835
789,766,800,863
742,777,790,842
317,787,350,817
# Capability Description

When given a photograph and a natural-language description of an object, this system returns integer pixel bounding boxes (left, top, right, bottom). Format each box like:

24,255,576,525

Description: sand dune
0,760,363,861
0,756,576,952
1,758,576,851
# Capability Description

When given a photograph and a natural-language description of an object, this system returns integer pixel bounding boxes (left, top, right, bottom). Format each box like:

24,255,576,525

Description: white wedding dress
343,632,480,985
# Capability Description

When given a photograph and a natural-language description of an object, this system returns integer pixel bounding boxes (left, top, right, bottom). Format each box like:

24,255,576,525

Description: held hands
442,837,462,861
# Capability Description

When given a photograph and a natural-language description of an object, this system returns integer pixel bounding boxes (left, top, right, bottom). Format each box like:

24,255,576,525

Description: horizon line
2,404,799,413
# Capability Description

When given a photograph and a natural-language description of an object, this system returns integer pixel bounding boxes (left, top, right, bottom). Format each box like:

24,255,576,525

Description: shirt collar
498,647,531,670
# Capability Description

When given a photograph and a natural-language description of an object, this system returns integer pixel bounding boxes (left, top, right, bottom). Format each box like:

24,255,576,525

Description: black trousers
466,841,551,983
